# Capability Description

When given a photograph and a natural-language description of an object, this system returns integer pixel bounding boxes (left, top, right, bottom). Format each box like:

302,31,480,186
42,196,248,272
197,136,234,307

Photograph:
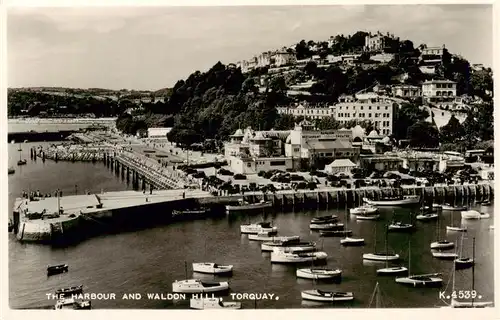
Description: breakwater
10,182,493,245
31,145,109,162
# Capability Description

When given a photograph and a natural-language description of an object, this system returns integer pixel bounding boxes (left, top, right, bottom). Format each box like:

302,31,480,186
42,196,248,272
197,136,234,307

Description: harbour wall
11,183,493,245
8,130,77,143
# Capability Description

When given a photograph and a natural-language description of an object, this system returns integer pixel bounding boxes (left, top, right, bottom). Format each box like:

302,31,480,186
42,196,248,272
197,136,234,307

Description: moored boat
17,159,27,166
192,262,233,275
416,213,438,221
47,264,69,276
319,230,352,237
377,266,408,275
461,210,490,220
446,225,467,232
54,298,91,310
190,298,241,309
240,222,277,234
310,215,338,224
301,290,353,302
270,248,327,263
309,222,344,231
395,273,443,287
355,213,380,220
340,237,365,246
454,257,474,270
248,233,299,242
388,221,414,232
172,208,208,217
261,240,315,252
442,204,467,211
226,199,272,213
172,279,229,293
8,167,15,175
350,205,378,215
479,200,491,206
431,250,458,260
363,253,399,261
296,268,342,280
430,240,455,250
55,285,83,297
363,195,420,206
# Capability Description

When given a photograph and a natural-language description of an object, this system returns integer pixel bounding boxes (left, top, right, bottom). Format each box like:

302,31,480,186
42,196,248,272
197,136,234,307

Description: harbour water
8,142,495,309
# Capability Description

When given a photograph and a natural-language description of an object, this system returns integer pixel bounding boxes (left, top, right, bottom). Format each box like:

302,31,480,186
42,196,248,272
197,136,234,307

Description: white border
1,1,498,320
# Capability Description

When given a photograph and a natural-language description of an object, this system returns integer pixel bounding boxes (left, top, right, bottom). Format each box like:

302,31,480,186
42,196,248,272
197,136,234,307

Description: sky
6,4,494,91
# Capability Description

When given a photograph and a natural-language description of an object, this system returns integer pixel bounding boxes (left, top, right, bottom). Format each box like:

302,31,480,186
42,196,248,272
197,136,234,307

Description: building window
369,106,372,110
270,160,286,166
361,106,364,110
369,113,372,117
375,113,379,118
385,106,388,110
377,106,380,110
247,163,251,167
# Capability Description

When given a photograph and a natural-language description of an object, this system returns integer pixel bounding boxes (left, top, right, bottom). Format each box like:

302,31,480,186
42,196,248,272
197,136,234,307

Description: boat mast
184,261,188,279
385,225,388,268
408,237,412,276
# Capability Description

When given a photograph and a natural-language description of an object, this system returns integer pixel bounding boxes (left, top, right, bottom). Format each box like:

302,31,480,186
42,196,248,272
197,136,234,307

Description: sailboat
446,210,467,232
17,147,27,166
430,209,455,249
454,234,474,270
446,238,493,308
340,208,365,246
388,210,414,232
396,238,443,287
17,143,22,152
377,232,408,275
416,189,438,221
363,225,399,261
320,207,352,237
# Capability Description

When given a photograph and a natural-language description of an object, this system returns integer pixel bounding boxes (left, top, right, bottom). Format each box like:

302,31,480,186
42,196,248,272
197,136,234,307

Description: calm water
7,142,495,309
8,122,114,133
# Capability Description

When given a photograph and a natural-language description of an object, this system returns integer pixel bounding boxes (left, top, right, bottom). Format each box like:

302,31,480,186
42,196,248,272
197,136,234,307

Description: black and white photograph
2,1,496,315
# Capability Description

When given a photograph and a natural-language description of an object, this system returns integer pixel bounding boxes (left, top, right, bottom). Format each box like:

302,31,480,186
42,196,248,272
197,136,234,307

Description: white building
257,52,272,67
422,80,457,98
324,159,357,174
224,128,292,174
329,93,397,136
370,53,395,63
147,127,172,138
364,32,397,52
285,120,359,164
419,65,437,75
276,103,334,120
424,106,467,129
391,85,421,98
420,46,447,64
273,51,296,67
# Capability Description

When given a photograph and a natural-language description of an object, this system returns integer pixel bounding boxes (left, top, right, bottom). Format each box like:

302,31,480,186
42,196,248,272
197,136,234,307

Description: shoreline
8,117,117,124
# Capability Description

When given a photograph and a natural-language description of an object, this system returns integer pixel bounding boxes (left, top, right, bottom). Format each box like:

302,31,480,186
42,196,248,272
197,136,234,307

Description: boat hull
192,263,233,275
430,241,455,250
319,230,352,237
248,235,299,242
363,196,420,206
190,298,241,309
454,258,474,270
309,223,344,231
432,252,458,260
240,225,277,234
271,251,328,264
340,238,365,246
226,202,272,212
395,276,442,287
172,280,230,293
442,205,467,211
301,290,353,302
296,268,342,280
376,267,408,275
355,214,380,220
261,242,315,252
363,253,399,261
446,226,467,232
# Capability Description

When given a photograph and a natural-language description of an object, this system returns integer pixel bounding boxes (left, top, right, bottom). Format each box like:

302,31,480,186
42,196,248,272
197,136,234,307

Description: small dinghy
47,264,69,276
226,199,272,213
261,240,315,252
478,200,491,206
461,210,490,220
8,167,15,175
340,237,365,246
432,250,458,260
240,222,277,234
172,279,229,293
55,297,91,310
446,225,467,232
363,195,419,206
310,215,338,224
355,213,380,220
17,159,27,166
271,248,328,263
363,253,399,261
377,266,408,275
454,257,474,270
296,268,342,280
430,240,455,250
190,298,241,309
55,285,83,297
442,204,467,211
388,222,414,232
309,222,344,231
248,233,300,242
319,229,352,237
416,213,438,221
192,262,233,275
301,290,354,302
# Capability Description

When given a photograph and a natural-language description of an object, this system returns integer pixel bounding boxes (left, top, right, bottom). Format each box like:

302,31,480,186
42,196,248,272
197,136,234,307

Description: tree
304,61,318,76
407,121,439,148
316,116,340,130
393,103,429,141
439,115,465,144
241,77,257,94
274,114,296,130
295,40,311,60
